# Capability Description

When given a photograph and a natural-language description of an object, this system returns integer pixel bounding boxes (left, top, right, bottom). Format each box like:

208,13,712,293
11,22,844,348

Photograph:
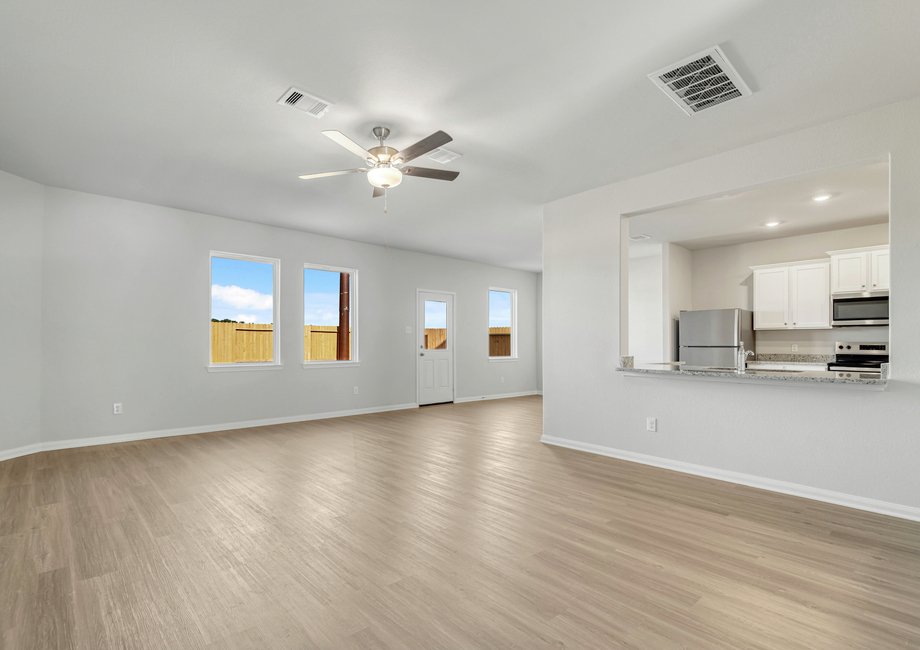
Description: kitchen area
620,161,890,388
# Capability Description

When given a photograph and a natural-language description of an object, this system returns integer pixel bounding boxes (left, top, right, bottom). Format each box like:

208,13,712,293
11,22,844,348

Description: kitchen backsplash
755,353,836,363
754,327,889,356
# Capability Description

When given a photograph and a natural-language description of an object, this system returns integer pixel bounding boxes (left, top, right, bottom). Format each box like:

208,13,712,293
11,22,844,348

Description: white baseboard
0,443,43,463
541,435,920,523
1,403,419,461
455,391,540,403
535,390,543,395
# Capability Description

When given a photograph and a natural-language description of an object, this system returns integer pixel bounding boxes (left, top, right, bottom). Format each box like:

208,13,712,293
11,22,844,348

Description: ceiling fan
299,126,459,199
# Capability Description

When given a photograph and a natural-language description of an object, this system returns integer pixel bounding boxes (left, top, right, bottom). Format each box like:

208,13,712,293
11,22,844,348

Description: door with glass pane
418,291,454,405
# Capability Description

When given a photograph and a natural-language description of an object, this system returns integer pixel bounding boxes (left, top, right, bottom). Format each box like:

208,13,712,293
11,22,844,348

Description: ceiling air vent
628,234,652,242
277,87,333,118
427,147,462,164
648,45,751,115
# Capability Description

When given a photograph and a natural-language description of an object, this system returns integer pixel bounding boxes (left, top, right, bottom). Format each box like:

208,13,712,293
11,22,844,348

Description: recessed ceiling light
813,194,831,202
764,222,780,227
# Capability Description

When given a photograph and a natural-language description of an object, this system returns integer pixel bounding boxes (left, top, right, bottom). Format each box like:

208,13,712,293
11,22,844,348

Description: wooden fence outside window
210,322,512,363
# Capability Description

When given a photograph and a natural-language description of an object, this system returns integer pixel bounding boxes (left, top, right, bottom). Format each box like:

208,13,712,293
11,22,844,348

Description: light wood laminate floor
2,395,919,649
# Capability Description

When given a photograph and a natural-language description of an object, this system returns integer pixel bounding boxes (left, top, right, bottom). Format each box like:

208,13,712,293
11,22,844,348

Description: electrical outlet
792,344,799,352
406,326,412,334
646,417,657,432
113,403,123,415
353,386,358,395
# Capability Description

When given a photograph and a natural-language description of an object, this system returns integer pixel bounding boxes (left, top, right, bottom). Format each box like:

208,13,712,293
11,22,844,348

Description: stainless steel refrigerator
678,309,753,368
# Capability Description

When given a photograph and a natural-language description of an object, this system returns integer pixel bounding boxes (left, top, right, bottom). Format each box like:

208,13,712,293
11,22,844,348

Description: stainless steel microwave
832,294,889,327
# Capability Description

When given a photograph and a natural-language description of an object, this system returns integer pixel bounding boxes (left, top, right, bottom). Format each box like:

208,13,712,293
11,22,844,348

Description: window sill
302,361,361,368
208,363,283,373
489,357,519,363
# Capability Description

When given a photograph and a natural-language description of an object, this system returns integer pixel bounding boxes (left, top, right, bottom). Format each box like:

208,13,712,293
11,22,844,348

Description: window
424,300,448,349
304,264,358,366
209,252,281,371
489,288,517,360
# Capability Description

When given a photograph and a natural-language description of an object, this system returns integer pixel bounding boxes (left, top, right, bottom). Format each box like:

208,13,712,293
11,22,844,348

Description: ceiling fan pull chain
384,187,388,248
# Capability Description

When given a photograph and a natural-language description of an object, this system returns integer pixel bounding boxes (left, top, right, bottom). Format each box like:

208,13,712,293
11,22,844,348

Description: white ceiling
1,1,919,272
629,161,889,255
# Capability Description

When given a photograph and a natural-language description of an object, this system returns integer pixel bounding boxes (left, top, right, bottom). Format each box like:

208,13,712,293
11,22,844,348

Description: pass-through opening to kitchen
622,160,891,381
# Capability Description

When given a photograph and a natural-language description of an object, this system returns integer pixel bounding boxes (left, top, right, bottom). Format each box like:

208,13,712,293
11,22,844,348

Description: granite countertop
616,363,888,388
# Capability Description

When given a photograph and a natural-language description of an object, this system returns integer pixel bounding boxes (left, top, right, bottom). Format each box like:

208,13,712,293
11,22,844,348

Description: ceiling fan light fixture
367,166,402,188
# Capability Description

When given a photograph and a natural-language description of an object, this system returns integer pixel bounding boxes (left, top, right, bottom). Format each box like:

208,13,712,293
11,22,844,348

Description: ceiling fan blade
298,168,366,180
401,166,460,181
393,131,452,164
322,131,379,162
372,187,385,198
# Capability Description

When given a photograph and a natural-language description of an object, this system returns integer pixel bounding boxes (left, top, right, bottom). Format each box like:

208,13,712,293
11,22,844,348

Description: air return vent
648,46,751,115
427,147,462,164
277,87,333,118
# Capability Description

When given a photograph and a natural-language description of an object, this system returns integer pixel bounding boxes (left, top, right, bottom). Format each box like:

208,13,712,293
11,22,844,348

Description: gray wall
665,243,692,362
536,272,543,392
0,171,44,454
543,96,920,513
0,178,539,454
628,252,664,364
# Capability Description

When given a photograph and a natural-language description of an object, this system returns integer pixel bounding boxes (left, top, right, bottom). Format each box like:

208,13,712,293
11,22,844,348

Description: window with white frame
303,264,358,365
489,288,517,359
209,252,281,370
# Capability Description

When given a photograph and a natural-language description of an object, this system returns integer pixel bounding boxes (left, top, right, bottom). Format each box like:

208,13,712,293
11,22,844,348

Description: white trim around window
488,286,518,361
303,263,359,368
208,251,282,372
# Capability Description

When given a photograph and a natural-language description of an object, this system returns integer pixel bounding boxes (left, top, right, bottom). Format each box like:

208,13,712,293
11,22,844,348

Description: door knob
420,353,425,356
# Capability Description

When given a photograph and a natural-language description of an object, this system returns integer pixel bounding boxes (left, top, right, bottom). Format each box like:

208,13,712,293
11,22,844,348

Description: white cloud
236,314,259,323
304,293,341,325
212,284,272,310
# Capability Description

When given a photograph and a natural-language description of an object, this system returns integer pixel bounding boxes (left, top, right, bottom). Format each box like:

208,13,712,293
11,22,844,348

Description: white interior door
418,291,454,405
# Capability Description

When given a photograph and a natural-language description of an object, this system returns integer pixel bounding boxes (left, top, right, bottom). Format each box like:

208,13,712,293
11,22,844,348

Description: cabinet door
753,268,789,329
831,253,868,293
791,263,830,329
871,249,890,291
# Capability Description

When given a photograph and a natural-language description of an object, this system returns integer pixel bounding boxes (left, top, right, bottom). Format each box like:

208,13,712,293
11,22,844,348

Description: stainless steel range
827,342,889,379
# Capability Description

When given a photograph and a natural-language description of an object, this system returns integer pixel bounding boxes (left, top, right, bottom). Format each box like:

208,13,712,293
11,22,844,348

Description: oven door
832,296,889,327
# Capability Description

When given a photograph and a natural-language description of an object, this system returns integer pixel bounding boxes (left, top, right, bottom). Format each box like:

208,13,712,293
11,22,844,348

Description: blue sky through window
211,257,274,324
489,291,511,328
425,301,447,329
304,268,348,326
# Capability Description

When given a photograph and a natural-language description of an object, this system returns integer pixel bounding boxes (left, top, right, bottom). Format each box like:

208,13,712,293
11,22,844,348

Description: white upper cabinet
790,263,830,329
831,252,867,293
871,249,890,291
828,245,889,294
751,260,830,330
752,267,789,329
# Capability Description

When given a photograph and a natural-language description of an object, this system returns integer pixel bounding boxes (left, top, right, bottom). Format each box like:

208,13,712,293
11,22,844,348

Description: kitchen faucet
737,344,755,373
